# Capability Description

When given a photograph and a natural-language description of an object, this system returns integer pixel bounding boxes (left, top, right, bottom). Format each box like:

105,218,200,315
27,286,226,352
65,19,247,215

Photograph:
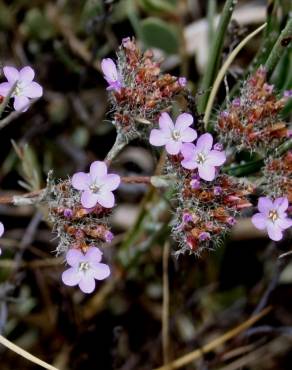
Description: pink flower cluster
62,161,120,293
149,112,226,181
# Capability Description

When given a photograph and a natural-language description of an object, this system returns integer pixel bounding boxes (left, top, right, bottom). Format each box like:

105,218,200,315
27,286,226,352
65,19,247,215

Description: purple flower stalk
149,112,197,155
72,161,120,209
62,247,110,293
0,66,43,112
252,197,292,241
181,133,226,181
101,58,122,92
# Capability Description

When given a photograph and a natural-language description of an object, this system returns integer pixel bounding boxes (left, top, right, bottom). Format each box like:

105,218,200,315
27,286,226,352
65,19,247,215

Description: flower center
14,81,24,96
78,261,90,272
268,209,278,222
196,152,206,164
172,130,181,141
89,183,100,193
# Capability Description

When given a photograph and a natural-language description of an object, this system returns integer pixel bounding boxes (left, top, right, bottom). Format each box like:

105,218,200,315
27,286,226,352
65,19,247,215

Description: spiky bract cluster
216,67,288,153
110,38,186,139
48,179,113,255
172,173,253,256
262,151,292,202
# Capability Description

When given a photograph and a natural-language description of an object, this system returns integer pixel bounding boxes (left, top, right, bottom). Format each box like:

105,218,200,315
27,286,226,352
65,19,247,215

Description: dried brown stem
0,176,151,205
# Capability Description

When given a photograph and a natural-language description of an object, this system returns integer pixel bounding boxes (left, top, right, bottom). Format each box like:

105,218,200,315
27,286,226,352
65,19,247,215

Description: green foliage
21,8,55,41
138,0,176,15
140,17,179,54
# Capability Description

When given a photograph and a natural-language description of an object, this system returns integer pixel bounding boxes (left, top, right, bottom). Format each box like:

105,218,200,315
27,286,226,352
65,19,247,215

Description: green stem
223,139,292,177
198,0,236,114
0,81,17,120
207,0,217,47
265,18,292,76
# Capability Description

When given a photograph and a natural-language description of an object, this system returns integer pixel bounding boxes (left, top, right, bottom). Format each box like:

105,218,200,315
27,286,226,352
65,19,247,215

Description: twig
252,258,287,316
162,242,170,366
0,334,60,370
154,307,271,370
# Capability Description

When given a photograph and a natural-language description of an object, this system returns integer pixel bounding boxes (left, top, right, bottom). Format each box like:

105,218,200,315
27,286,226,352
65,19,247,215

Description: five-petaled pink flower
252,197,292,241
101,58,122,92
181,133,226,181
149,112,197,155
62,247,110,294
72,161,120,209
0,66,43,112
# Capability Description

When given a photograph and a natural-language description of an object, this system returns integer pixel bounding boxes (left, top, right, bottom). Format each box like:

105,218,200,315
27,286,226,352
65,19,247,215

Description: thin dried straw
0,334,61,370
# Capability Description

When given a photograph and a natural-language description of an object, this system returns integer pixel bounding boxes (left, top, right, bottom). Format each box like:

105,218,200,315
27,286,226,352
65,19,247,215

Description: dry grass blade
154,306,272,370
203,22,267,129
0,334,61,370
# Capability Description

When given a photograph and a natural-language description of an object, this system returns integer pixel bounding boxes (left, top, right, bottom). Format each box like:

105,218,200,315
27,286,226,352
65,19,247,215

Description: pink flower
62,247,110,294
0,222,4,256
0,66,43,112
149,112,197,155
72,161,120,209
252,197,292,241
181,133,226,181
101,58,122,92
0,222,4,238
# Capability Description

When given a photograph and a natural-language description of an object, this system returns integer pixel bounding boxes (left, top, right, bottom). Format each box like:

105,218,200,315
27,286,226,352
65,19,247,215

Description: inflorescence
0,39,291,294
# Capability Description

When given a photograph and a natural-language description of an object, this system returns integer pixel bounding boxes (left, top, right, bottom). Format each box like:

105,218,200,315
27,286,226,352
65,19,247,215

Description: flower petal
159,112,174,132
181,142,195,159
72,172,90,191
79,275,96,294
62,267,81,286
175,113,193,131
101,58,118,82
90,161,107,181
85,247,102,263
273,197,289,213
267,223,283,241
196,133,213,152
181,158,197,170
22,82,43,98
251,213,267,230
198,164,216,181
96,191,115,208
165,140,182,155
180,127,197,143
92,263,111,280
206,150,226,166
3,66,19,83
258,197,273,216
13,96,30,112
81,190,99,208
19,66,35,84
0,222,4,237
0,82,12,97
66,249,83,267
277,217,292,230
102,174,120,191
149,129,169,146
